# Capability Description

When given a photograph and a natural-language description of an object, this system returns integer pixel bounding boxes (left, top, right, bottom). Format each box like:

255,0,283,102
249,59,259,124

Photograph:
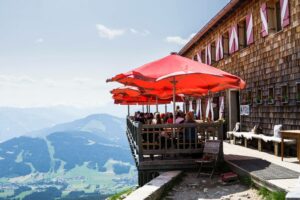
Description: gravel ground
163,172,262,200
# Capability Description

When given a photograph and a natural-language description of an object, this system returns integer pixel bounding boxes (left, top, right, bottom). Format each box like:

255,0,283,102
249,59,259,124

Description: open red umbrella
111,86,141,97
107,54,245,93
107,53,245,122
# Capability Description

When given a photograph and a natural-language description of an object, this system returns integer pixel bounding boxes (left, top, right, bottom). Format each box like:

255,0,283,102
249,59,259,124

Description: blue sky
0,0,229,110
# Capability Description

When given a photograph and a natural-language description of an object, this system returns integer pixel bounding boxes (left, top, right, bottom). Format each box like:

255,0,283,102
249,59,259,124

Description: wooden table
280,130,300,162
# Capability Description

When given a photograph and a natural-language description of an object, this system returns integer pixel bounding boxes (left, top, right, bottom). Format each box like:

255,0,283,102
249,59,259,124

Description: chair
195,140,221,179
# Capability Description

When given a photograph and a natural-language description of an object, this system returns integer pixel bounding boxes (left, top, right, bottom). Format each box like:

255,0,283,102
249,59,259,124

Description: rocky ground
163,172,262,200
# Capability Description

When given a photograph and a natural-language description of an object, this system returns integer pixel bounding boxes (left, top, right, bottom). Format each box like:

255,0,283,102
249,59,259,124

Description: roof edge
178,0,240,56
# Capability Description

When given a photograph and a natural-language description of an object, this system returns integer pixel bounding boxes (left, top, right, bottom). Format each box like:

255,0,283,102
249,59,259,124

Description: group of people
133,106,196,125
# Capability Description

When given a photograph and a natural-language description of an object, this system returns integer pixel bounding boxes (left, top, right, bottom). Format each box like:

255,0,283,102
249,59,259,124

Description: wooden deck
126,117,224,185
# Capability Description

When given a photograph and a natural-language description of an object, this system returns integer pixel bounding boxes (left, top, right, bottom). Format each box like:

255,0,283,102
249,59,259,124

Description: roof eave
178,0,241,56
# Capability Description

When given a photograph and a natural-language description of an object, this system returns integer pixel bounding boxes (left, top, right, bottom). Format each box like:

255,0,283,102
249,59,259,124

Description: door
228,90,240,131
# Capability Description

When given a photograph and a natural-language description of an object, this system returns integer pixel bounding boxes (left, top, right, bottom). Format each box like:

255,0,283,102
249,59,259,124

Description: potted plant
297,94,300,102
282,95,288,103
256,97,261,104
268,96,274,104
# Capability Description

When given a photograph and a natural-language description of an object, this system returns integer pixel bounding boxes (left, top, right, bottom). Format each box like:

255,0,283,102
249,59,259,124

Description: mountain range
0,113,137,200
0,106,104,142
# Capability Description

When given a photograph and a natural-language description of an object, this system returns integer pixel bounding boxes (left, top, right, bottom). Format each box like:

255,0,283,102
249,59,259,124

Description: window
247,90,252,105
281,84,289,103
211,42,216,64
238,19,247,49
193,54,198,61
222,32,229,58
201,49,205,64
296,82,300,102
268,0,282,32
268,87,275,104
256,88,263,104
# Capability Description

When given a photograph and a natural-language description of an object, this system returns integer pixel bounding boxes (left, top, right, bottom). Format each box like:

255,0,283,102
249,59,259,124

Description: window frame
268,86,275,105
267,0,282,33
296,82,300,103
281,84,289,104
256,88,263,105
222,31,229,58
210,41,216,64
238,18,247,49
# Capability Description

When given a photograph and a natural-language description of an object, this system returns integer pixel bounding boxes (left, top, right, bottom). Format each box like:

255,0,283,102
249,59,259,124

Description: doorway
228,90,240,131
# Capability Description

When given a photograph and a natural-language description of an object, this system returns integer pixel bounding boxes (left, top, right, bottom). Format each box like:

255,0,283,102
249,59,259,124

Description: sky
0,0,230,113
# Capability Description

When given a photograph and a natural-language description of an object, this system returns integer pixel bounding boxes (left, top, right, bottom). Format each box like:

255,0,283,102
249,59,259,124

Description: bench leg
244,138,248,148
258,139,262,151
274,142,279,156
233,136,236,145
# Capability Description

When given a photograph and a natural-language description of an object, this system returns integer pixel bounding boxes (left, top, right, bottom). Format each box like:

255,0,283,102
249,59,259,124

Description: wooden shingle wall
183,0,300,134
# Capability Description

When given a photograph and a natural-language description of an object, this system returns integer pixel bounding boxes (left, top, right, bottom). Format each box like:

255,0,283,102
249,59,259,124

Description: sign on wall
240,105,250,116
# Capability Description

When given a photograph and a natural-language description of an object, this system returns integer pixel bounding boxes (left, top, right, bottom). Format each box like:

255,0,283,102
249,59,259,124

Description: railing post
137,122,143,162
217,122,224,162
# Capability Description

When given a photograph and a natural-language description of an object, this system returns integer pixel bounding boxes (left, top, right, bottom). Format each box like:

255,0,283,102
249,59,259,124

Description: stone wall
182,0,300,134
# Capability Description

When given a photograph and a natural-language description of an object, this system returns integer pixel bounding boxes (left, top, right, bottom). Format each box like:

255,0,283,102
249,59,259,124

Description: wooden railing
126,117,224,166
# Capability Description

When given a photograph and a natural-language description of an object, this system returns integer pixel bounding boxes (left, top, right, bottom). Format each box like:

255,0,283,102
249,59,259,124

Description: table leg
281,137,284,161
258,139,262,152
297,138,300,162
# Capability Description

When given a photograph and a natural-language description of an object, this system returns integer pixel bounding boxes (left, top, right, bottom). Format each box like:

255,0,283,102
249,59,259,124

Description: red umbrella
107,54,245,122
107,54,245,93
111,86,141,97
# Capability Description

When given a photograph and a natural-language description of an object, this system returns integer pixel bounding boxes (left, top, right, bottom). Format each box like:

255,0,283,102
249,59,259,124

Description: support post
172,77,176,124
156,96,158,113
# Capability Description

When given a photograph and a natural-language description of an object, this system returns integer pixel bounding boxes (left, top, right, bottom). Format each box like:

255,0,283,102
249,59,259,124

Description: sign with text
240,105,250,116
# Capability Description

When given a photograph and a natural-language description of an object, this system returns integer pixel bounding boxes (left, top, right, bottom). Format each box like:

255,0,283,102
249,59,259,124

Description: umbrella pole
165,104,167,113
172,77,176,124
156,96,158,113
142,105,144,113
127,105,130,117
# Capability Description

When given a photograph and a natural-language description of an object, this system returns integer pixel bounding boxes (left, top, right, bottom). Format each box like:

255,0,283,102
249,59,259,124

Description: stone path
163,172,262,200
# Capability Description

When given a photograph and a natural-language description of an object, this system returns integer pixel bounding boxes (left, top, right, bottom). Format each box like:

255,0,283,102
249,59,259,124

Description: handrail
126,116,224,163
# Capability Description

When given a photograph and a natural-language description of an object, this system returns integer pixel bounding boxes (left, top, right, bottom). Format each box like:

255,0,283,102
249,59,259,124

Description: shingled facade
179,0,300,134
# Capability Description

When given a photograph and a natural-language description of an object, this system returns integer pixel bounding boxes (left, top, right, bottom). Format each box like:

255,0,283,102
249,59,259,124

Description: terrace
126,116,224,185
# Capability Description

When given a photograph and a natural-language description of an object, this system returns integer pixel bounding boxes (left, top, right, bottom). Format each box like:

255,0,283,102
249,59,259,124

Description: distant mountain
0,106,101,142
31,114,127,146
0,131,132,177
0,114,136,200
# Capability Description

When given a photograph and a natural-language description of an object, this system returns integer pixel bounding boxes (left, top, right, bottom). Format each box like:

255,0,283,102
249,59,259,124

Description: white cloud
129,28,150,36
129,28,138,34
165,33,196,45
0,74,36,86
96,24,125,40
35,38,44,44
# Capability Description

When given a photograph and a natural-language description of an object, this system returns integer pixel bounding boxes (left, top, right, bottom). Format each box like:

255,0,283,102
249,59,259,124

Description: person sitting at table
184,112,197,145
175,112,185,124
175,105,183,116
152,113,162,125
163,113,169,124
160,113,166,123
137,112,146,124
166,113,174,124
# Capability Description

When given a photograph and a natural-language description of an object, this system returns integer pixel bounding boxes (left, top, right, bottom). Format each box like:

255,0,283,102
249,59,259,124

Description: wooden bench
228,124,295,156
